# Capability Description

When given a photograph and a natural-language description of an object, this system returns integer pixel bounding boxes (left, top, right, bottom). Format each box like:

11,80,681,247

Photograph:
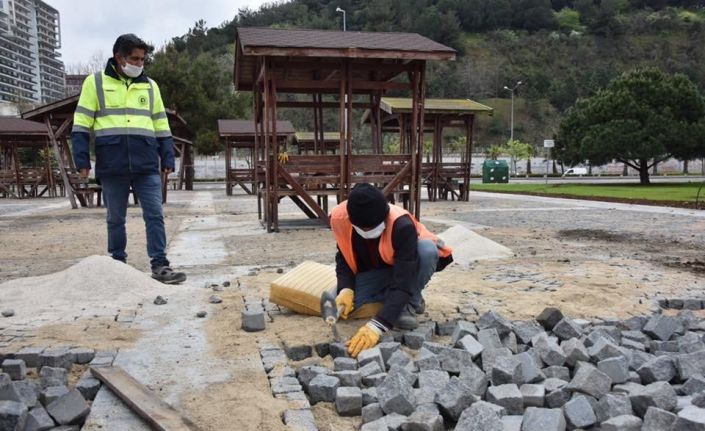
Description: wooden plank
277,164,329,223
244,46,456,61
90,366,197,431
45,117,77,209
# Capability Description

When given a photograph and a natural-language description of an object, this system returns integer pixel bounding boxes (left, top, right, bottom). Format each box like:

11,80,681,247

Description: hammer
320,290,345,342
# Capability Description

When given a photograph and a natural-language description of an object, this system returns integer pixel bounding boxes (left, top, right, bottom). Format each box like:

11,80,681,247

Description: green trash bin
482,160,509,183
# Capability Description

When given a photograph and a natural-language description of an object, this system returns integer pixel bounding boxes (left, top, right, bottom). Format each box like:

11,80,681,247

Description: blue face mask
353,221,385,239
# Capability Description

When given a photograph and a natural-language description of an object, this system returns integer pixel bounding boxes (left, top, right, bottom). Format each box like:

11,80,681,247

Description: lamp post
502,80,523,143
335,7,346,32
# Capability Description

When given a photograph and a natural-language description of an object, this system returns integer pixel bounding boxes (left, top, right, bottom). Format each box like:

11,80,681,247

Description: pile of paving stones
0,346,112,430
262,307,705,430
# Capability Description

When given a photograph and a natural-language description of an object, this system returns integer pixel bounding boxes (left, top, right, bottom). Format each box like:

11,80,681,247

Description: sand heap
0,255,171,317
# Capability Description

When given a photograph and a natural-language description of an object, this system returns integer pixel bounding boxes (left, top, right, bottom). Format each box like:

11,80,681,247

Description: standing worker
330,183,453,357
71,34,186,284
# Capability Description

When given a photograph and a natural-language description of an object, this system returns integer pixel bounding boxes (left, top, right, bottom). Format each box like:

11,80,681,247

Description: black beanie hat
347,183,389,227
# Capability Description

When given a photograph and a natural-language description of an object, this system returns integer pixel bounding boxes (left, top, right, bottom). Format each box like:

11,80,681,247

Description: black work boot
395,304,419,330
151,266,187,284
412,298,426,315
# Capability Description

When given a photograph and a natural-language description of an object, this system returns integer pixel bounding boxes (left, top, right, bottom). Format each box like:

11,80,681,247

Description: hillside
147,0,705,154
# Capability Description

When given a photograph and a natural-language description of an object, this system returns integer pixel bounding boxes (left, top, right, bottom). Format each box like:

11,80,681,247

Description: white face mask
122,61,143,78
353,221,385,239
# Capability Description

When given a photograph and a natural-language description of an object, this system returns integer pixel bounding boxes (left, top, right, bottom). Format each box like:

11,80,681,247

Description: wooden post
270,73,279,232
45,117,77,209
338,61,346,204
415,62,427,218
346,61,353,197
262,59,272,232
225,141,232,196
465,115,474,201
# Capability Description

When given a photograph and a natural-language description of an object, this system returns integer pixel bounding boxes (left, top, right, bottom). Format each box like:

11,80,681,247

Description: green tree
486,144,505,160
558,67,705,184
503,139,534,175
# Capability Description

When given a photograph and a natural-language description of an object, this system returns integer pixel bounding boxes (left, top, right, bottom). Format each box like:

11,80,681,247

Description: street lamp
335,7,346,32
502,80,523,143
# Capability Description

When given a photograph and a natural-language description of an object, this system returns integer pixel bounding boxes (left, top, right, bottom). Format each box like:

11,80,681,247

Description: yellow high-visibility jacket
71,59,174,177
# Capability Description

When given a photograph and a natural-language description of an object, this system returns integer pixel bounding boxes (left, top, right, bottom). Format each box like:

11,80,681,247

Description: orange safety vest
330,202,453,274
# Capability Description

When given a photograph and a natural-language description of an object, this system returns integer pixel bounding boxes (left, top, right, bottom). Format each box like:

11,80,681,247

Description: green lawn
470,182,705,203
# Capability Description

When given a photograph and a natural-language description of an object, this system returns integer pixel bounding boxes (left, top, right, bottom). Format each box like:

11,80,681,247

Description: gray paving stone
521,407,566,431
24,405,54,431
560,338,590,367
637,355,676,384
536,308,564,331
601,414,642,431
241,310,265,332
501,415,523,431
552,317,582,341
334,357,358,372
38,367,67,391
13,380,39,408
693,391,705,408
451,320,478,346
361,413,407,431
400,410,444,431
362,373,387,387
271,376,303,394
68,348,94,365
282,409,317,431
40,386,68,407
520,384,545,408
482,347,513,374
437,320,458,337
418,370,449,391
513,321,544,345
275,391,310,410
563,395,596,429
297,365,330,392
594,393,634,423
455,400,504,431
1,360,25,381
677,350,705,381
45,389,89,425
457,334,484,359
434,376,477,421
642,406,678,431
458,363,489,397
629,381,678,417
333,371,362,388
628,350,655,371
543,378,568,393
567,364,612,399
502,332,519,354
362,403,384,424
491,353,523,385
627,371,641,383
0,400,27,431
675,405,705,430
421,341,449,355
533,334,566,366
14,347,44,368
378,342,402,364
308,374,340,404
403,331,428,350
362,387,378,406
387,365,417,387
643,314,680,341
329,342,349,358
515,352,546,384
39,349,72,370
75,376,100,401
0,373,23,402
387,350,413,370
598,356,630,384
415,402,441,416
283,343,312,361
545,387,571,408
542,366,570,381
438,348,474,374
377,372,416,416
358,347,385,372
335,386,362,416
486,384,523,415
478,310,512,337
414,348,440,371
359,361,384,379
478,328,503,350
314,342,329,358
587,337,624,362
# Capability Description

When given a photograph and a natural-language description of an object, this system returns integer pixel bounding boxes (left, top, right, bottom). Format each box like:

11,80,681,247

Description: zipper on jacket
125,81,132,172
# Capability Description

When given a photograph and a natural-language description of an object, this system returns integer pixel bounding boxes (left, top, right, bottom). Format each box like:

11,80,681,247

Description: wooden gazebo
234,27,455,232
20,95,195,207
218,119,295,196
369,97,493,201
294,132,341,154
0,118,59,199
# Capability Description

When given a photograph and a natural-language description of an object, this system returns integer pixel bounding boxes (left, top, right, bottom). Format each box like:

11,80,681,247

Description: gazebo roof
380,97,493,115
234,27,456,92
218,119,295,137
0,117,49,145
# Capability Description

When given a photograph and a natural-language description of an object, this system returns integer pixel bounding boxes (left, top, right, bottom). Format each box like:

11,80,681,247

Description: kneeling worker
330,183,453,358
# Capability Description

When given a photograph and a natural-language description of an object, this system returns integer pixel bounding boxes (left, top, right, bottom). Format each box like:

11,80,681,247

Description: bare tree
65,51,106,75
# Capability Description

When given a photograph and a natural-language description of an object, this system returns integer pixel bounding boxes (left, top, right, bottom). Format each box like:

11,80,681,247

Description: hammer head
320,290,338,324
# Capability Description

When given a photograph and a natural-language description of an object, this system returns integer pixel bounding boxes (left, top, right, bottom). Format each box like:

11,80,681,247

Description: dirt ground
1,188,704,430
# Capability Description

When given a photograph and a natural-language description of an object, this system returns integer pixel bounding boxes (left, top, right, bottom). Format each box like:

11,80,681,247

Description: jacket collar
104,58,149,83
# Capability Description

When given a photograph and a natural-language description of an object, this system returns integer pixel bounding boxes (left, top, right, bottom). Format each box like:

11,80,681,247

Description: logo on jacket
139,96,148,106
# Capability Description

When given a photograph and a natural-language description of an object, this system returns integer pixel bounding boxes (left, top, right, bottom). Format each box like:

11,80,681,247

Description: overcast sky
49,0,269,67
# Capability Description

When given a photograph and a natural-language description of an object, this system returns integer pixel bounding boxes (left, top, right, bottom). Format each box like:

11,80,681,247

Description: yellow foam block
269,261,337,316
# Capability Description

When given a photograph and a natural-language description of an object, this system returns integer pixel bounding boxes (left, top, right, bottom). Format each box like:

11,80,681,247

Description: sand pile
0,255,171,317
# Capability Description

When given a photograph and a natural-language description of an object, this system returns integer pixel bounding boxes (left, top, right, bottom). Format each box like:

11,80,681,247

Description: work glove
335,288,354,320
346,321,382,358
277,150,289,164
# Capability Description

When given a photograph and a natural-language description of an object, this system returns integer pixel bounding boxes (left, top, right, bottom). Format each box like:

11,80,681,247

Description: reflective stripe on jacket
330,202,453,274
71,59,174,177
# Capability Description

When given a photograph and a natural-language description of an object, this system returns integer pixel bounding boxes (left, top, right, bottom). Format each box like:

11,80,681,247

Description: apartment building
0,0,64,105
